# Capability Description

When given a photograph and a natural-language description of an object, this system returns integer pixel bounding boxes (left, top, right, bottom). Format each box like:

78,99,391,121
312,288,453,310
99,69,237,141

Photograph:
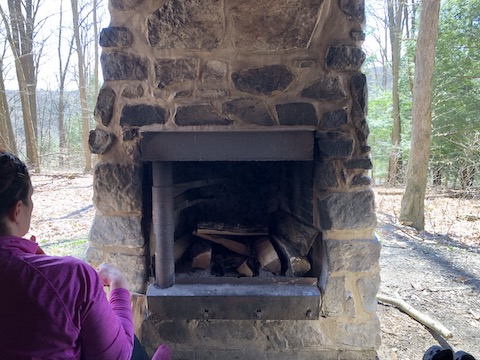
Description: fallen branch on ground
377,293,453,339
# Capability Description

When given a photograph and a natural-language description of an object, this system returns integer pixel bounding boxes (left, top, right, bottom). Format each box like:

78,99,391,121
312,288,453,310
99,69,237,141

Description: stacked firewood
174,214,319,278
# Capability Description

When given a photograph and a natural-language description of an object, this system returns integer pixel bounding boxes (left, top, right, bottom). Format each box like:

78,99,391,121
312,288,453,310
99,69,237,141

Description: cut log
236,258,255,277
274,211,319,256
174,234,194,263
272,235,311,277
190,241,212,270
193,231,251,256
254,237,281,274
197,221,268,236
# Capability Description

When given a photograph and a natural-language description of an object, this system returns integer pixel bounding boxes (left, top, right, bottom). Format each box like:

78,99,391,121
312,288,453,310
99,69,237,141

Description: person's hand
96,263,129,290
30,235,45,255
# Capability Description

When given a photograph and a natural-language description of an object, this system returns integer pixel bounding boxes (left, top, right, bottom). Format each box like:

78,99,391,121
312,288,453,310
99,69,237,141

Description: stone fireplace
87,0,381,358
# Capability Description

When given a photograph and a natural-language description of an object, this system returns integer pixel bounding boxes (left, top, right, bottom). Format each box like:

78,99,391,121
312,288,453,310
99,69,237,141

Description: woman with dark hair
0,150,170,360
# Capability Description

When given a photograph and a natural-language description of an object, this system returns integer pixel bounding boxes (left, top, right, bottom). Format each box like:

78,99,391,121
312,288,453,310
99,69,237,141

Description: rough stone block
123,128,139,141
300,75,346,101
99,27,132,47
340,0,365,24
222,98,275,126
316,132,354,158
202,60,228,81
276,102,318,126
231,0,325,51
110,0,144,11
101,52,148,81
357,273,381,314
85,244,105,268
350,73,370,143
325,45,366,71
325,238,381,273
106,253,147,293
121,84,145,99
344,157,373,170
94,87,116,126
322,109,348,129
321,276,346,316
314,160,338,191
232,65,295,95
155,58,198,88
147,0,223,49
93,162,142,214
337,320,381,349
317,190,376,230
89,213,145,248
175,105,232,126
120,104,166,127
351,175,372,187
89,128,116,155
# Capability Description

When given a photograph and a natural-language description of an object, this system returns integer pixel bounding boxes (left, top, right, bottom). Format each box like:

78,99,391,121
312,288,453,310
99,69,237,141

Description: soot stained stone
222,98,275,126
175,105,232,126
300,76,346,101
120,105,167,127
231,65,295,95
322,109,348,129
99,27,132,48
147,0,223,50
325,45,366,71
340,0,366,24
276,102,318,126
94,87,116,126
155,59,198,89
88,128,116,155
101,52,148,81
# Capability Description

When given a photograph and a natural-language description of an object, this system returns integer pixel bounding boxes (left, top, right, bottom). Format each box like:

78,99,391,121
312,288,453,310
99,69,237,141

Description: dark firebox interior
157,160,317,278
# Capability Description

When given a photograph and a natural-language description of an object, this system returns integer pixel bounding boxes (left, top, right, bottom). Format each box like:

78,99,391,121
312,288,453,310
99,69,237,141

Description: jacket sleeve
78,266,134,360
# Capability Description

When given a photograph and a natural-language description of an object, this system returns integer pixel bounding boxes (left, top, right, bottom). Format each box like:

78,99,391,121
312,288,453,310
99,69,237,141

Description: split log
377,294,453,339
197,221,268,236
190,241,212,270
254,237,281,274
236,258,255,277
274,211,319,256
193,231,251,256
271,235,311,277
174,234,194,263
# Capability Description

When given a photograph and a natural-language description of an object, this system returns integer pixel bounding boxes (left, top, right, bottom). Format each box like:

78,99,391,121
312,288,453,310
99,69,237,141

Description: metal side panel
146,278,321,320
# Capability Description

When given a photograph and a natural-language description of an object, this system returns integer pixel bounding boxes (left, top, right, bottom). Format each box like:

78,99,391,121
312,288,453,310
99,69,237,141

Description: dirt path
375,190,480,360
28,175,480,358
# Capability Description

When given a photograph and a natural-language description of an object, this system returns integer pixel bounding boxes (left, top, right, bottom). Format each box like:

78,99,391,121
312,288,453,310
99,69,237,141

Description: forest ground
27,174,480,359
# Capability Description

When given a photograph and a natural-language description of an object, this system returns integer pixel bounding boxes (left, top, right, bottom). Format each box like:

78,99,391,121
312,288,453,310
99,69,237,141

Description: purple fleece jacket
0,236,134,360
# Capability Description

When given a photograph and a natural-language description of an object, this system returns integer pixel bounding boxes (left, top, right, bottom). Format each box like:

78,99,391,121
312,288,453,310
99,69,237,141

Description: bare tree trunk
399,0,441,230
387,0,405,186
57,0,74,168
0,58,18,153
0,3,39,171
71,0,92,172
